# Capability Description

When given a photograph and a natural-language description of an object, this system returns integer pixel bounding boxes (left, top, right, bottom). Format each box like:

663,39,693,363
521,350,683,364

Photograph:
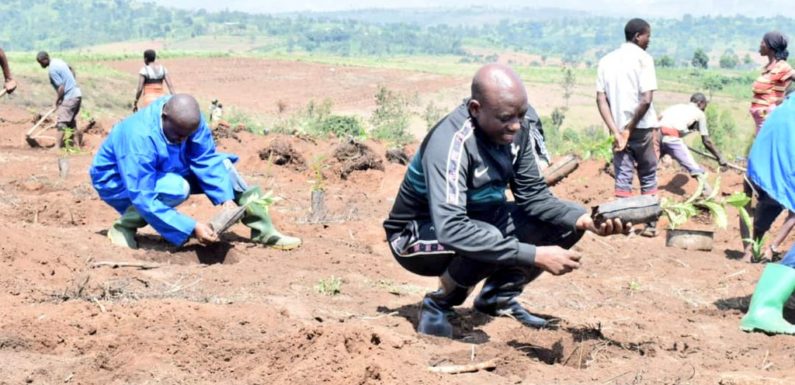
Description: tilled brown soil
105,57,465,116
1,103,794,385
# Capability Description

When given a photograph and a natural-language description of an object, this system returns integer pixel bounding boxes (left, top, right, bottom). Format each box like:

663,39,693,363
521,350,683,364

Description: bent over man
657,93,727,194
383,64,627,338
37,51,82,149
90,94,300,250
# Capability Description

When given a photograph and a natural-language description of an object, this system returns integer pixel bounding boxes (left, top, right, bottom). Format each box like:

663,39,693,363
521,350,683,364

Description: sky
152,0,795,18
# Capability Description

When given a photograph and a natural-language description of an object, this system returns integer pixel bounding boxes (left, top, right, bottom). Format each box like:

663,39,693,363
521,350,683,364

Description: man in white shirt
658,93,727,186
596,18,660,235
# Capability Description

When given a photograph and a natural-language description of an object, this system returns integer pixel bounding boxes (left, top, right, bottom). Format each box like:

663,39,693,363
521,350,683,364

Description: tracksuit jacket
384,102,585,267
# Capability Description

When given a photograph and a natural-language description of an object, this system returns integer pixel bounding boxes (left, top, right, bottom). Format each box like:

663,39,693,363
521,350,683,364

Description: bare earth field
106,57,467,116
1,98,794,385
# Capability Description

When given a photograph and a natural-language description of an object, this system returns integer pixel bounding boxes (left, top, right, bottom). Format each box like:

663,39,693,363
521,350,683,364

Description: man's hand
576,213,631,236
194,222,219,245
613,129,630,152
534,246,581,276
4,79,16,94
718,157,729,167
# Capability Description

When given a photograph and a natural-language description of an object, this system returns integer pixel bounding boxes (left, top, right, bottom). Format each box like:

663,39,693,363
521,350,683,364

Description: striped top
751,60,793,108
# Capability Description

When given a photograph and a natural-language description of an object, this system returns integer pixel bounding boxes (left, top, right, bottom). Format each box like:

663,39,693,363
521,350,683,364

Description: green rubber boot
107,206,147,249
236,186,301,250
740,263,795,335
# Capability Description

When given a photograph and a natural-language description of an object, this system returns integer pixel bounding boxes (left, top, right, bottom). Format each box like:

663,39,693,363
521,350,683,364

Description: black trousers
387,202,584,287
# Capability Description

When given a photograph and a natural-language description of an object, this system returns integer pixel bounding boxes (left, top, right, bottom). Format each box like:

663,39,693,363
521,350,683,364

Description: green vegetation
422,101,446,132
369,86,415,148
692,49,710,69
661,175,727,229
271,99,364,140
322,115,365,138
309,155,328,192
725,192,766,262
1,1,791,66
314,276,342,296
720,50,740,69
224,108,266,135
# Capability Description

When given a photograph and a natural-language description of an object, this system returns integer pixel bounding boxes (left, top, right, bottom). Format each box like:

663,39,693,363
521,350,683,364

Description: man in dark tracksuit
383,64,627,338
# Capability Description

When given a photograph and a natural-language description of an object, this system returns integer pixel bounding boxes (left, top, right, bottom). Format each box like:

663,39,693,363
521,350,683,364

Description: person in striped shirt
750,31,792,133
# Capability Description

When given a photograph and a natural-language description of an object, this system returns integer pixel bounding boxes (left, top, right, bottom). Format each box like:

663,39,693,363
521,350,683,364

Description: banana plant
725,191,766,262
661,174,728,229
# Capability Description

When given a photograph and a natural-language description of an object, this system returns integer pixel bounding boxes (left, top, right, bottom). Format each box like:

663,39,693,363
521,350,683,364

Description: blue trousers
104,159,248,215
781,248,795,268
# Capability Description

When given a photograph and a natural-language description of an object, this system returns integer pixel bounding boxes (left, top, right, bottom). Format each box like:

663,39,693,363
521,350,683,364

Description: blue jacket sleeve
118,137,197,246
188,118,235,205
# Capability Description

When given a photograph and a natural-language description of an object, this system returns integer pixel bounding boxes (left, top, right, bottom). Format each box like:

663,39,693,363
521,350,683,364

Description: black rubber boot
417,272,472,338
474,267,550,328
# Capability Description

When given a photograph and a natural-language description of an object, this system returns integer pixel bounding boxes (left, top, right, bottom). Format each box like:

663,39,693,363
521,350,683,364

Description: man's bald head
468,64,529,145
470,63,527,108
162,94,202,144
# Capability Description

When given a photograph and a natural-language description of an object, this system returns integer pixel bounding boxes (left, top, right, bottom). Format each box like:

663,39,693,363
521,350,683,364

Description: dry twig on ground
428,358,498,374
90,261,161,270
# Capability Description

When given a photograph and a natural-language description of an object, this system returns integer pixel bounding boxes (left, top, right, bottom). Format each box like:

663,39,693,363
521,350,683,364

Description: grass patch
315,276,342,296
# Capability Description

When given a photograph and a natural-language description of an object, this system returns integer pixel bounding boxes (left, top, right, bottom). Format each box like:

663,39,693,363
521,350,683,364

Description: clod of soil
83,119,104,135
259,138,306,170
334,140,384,179
212,122,243,142
385,148,410,165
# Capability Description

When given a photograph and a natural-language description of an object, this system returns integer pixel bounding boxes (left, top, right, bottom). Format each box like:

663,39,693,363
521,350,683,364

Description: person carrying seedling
657,93,727,195
36,51,83,149
89,94,301,250
740,89,795,335
596,18,660,237
0,48,17,95
383,64,629,339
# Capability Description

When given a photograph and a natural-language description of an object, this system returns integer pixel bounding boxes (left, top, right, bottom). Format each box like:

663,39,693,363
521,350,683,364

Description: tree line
0,0,791,66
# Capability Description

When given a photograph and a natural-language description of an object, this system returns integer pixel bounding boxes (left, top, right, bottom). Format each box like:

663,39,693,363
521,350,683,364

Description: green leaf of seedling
707,175,721,201
685,175,705,204
725,191,751,208
698,201,728,229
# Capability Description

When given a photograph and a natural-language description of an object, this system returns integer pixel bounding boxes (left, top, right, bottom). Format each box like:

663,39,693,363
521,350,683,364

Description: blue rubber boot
417,272,472,338
474,267,550,328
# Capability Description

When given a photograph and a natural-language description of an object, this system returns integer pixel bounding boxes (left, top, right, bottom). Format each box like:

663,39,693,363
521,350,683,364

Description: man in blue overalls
90,94,300,250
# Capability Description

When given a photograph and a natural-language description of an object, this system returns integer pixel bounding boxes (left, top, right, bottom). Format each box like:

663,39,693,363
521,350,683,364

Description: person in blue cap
90,94,300,250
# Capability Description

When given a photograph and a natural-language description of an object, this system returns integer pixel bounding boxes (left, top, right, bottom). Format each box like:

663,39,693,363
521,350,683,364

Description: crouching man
90,94,300,250
383,64,627,338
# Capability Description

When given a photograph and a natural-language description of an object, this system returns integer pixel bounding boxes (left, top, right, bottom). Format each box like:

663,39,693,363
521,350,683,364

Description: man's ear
468,99,481,119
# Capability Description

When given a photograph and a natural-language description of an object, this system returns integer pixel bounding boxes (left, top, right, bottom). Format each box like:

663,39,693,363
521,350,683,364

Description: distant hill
0,0,792,68
297,7,591,26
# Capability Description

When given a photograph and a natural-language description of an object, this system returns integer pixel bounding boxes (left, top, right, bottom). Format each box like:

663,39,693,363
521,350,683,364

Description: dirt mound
334,140,384,179
82,118,105,135
256,325,409,385
212,122,243,142
385,148,410,165
259,138,306,170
